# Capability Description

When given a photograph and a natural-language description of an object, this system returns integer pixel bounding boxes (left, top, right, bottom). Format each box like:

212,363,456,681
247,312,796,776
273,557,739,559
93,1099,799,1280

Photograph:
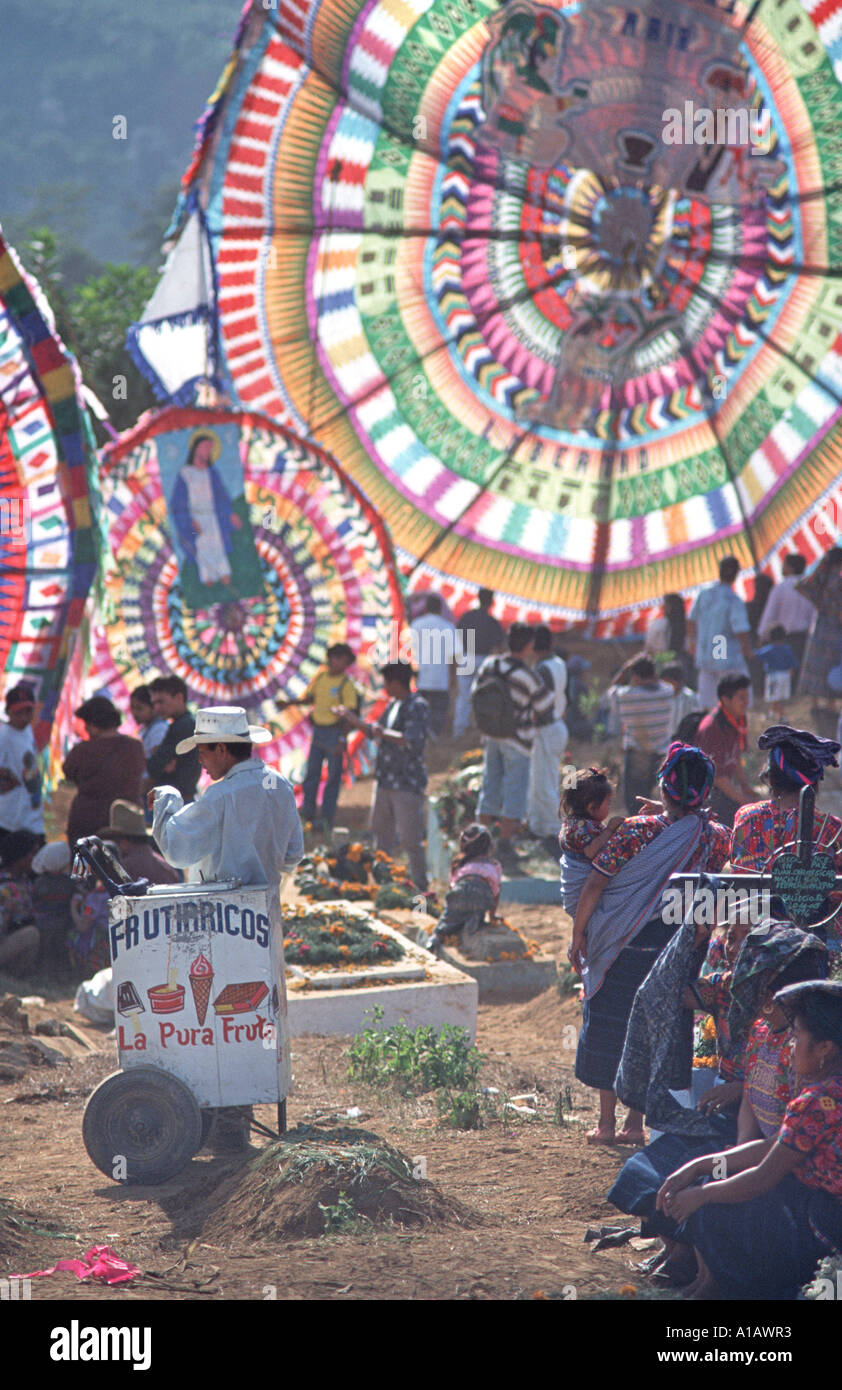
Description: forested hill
1,0,238,278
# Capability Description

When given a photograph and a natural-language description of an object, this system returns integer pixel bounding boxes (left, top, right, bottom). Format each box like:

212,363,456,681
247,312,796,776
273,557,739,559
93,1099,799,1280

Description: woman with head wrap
658,978,842,1299
609,923,828,1284
569,743,730,1145
732,726,841,869
731,725,842,947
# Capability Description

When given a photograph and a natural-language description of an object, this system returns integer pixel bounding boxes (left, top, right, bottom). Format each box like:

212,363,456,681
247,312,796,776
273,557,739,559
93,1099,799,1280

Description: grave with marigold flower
281,904,477,1038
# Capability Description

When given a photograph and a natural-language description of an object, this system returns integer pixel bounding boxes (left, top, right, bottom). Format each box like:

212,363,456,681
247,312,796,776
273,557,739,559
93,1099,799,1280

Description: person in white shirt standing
686,556,753,709
149,705,303,1152
757,552,816,676
149,706,303,889
409,595,456,737
526,625,568,851
0,682,44,852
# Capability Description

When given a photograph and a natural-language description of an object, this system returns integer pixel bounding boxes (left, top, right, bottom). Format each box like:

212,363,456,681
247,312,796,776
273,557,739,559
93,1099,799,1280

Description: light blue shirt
140,717,169,759
689,582,749,674
152,758,304,889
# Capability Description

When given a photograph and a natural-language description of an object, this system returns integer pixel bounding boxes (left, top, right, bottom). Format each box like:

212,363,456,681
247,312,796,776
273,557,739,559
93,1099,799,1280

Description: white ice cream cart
74,839,291,1185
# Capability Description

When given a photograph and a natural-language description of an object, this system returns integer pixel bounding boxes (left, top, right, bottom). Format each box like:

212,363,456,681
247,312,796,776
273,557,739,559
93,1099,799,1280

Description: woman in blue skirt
569,743,730,1144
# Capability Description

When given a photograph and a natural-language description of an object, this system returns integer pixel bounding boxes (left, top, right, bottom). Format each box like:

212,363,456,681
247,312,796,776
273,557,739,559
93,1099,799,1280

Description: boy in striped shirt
475,624,556,870
608,656,675,814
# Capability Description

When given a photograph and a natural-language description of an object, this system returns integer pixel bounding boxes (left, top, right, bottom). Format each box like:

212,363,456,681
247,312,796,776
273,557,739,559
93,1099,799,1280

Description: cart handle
72,836,150,898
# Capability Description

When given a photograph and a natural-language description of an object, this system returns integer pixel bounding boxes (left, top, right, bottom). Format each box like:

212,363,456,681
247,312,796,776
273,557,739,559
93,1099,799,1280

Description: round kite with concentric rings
139,0,842,631
94,407,405,770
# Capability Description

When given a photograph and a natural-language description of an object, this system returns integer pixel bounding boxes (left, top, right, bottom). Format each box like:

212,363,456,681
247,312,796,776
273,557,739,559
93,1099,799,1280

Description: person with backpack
526,624,569,852
474,623,555,870
453,588,506,736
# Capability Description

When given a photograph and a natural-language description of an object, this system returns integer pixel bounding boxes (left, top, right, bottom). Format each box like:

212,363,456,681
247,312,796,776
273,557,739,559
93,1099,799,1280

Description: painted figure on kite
481,4,589,165
170,428,242,589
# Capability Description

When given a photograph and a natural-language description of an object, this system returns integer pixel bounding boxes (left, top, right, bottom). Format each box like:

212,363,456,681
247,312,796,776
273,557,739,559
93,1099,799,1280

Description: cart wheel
83,1067,203,1185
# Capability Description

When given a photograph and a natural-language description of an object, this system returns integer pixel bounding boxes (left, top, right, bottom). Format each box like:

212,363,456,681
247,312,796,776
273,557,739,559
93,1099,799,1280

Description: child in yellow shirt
277,644,359,829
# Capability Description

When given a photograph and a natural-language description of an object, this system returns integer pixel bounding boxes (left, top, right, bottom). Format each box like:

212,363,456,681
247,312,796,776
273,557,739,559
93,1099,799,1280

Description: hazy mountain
1,0,239,277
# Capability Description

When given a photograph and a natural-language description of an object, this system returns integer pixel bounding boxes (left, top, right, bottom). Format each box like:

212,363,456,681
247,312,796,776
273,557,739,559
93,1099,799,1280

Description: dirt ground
2,684,838,1305
1,921,644,1303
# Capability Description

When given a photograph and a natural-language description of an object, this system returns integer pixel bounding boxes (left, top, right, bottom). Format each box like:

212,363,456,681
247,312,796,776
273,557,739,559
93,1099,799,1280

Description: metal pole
798,784,815,867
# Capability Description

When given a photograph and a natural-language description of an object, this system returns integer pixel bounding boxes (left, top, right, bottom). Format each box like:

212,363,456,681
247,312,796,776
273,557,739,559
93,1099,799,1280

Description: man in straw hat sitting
147,706,303,891
98,800,180,886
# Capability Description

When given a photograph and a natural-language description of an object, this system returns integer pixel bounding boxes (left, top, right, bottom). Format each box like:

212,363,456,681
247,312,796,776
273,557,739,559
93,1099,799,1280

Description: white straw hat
175,706,272,754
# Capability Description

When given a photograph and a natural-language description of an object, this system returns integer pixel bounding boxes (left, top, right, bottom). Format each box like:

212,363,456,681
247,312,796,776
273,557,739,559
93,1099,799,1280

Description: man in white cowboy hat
148,706,303,890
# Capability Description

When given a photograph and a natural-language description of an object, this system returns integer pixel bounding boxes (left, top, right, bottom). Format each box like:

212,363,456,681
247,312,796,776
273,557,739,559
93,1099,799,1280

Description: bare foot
659,1251,698,1287
682,1273,719,1300
614,1129,646,1146
636,1245,668,1275
586,1127,616,1145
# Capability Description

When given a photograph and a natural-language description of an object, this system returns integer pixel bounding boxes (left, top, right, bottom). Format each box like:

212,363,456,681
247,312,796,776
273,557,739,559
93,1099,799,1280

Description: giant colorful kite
0,225,99,760
94,406,404,770
132,0,842,630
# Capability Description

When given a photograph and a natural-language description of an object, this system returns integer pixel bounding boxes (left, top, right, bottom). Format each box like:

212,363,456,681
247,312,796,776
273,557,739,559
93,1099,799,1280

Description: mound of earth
199,1126,479,1243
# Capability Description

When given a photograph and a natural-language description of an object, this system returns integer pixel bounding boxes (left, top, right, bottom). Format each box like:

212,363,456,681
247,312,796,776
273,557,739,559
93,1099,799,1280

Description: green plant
348,1006,485,1096
374,884,416,910
436,1088,482,1130
553,1085,574,1128
556,961,581,999
318,1190,361,1234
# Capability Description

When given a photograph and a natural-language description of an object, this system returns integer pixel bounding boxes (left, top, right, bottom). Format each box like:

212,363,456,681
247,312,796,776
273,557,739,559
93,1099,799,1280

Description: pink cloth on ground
10,1244,141,1285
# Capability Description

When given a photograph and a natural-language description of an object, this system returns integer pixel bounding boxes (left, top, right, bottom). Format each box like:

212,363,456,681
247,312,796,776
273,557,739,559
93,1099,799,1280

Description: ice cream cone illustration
189,952,213,1026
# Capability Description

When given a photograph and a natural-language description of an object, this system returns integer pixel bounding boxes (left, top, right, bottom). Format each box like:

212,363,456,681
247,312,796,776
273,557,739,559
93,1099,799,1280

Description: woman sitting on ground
569,742,730,1146
608,924,828,1284
659,979,842,1300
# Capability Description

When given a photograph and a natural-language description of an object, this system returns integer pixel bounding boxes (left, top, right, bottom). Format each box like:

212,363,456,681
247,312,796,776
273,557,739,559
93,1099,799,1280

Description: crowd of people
0,554,841,1290
0,675,203,975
